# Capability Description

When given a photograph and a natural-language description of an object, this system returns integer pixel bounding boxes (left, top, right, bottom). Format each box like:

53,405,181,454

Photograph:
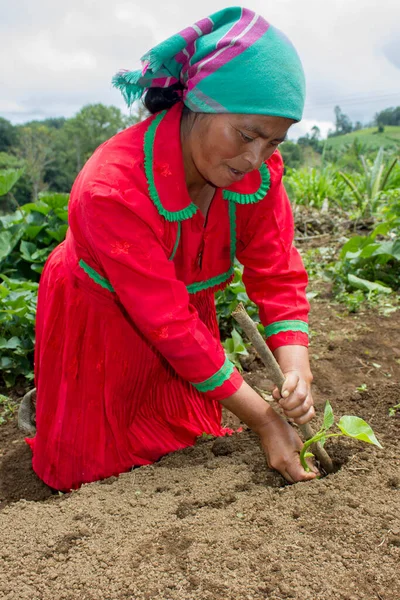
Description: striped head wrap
112,6,305,122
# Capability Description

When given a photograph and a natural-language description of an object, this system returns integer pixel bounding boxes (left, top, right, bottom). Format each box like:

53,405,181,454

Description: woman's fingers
279,377,308,411
283,394,314,418
281,372,300,399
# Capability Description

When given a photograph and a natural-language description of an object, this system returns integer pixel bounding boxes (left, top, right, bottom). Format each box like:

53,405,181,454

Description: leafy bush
284,165,347,210
339,148,398,218
222,329,249,371
0,192,69,279
215,263,259,337
0,275,38,386
326,221,400,306
0,170,69,386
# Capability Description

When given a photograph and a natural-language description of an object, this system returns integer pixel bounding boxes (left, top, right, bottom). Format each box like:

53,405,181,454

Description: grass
0,394,18,425
325,126,400,151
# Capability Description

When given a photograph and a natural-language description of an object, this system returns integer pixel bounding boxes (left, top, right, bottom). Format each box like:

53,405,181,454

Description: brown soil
1,299,400,600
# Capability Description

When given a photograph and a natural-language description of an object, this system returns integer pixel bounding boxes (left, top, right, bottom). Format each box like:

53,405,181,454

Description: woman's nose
243,149,266,171
243,142,272,171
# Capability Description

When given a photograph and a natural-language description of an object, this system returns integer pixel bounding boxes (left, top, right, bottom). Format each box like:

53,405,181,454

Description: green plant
0,192,69,280
388,403,400,417
222,328,249,371
356,383,368,393
215,263,259,337
0,393,18,425
339,148,398,218
0,275,38,386
326,220,400,304
300,400,382,472
284,165,346,210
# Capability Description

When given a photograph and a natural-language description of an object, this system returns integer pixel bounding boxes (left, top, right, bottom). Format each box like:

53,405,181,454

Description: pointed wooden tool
232,303,334,474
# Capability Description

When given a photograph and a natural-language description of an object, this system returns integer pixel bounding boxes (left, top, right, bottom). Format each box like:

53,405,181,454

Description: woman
31,7,317,491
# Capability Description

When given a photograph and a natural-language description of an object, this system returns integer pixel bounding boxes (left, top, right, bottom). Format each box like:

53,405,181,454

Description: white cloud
1,0,399,128
290,119,335,141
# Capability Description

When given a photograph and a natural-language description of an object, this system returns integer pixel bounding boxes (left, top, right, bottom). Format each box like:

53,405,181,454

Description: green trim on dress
190,356,234,392
168,222,181,261
143,111,271,222
265,320,309,338
79,259,115,293
144,111,198,222
222,163,271,204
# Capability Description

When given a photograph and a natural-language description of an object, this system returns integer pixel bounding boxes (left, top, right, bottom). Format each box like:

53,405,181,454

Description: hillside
324,125,400,151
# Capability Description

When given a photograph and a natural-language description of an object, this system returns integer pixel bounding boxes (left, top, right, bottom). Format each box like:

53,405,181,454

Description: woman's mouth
229,167,245,181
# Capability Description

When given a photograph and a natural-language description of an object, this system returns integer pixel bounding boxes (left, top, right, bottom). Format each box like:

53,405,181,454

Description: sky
1,0,399,139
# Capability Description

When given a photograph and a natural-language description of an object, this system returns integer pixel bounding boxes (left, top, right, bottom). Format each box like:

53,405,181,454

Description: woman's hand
272,345,315,425
220,381,318,483
257,412,318,482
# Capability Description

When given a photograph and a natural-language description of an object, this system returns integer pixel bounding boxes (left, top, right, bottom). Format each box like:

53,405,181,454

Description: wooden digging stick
232,303,334,474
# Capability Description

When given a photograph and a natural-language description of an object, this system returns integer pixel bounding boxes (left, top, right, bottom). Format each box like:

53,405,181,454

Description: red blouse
67,102,309,401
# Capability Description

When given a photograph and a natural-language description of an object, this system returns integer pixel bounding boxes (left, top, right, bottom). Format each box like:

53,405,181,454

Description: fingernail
282,390,289,398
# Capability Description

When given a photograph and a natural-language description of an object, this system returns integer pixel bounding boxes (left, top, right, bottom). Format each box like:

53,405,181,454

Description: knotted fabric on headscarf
112,6,306,122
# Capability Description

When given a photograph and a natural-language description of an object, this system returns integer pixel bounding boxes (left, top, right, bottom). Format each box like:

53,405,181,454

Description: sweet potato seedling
300,400,382,472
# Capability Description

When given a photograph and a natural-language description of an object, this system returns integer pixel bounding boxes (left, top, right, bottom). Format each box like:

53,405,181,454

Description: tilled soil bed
0,299,400,600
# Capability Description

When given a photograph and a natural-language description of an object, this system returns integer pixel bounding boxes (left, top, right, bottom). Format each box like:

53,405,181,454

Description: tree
311,125,321,140
334,105,353,136
63,104,129,172
279,141,303,169
375,106,400,127
15,124,56,200
0,118,17,152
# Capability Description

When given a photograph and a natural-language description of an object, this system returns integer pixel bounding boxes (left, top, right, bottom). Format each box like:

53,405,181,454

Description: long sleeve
236,154,309,352
77,183,243,400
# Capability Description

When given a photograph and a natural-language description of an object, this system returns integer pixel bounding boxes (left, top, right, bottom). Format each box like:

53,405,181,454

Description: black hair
143,82,185,114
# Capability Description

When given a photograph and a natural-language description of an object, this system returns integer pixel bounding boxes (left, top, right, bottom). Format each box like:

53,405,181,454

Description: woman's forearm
219,381,280,434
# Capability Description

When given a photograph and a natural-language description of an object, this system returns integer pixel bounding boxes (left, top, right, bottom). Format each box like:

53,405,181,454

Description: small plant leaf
347,274,392,294
337,416,383,448
323,400,334,430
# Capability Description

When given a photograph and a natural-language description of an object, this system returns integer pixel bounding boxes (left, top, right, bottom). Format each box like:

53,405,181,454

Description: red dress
32,103,309,491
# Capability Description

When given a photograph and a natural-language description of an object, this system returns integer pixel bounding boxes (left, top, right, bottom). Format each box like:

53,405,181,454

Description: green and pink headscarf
112,6,305,122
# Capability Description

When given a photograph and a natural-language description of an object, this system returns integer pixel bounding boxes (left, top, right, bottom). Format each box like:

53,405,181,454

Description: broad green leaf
2,336,22,349
47,225,68,242
338,416,383,448
347,274,392,294
24,225,45,240
231,329,249,355
340,236,367,259
323,400,334,430
20,240,37,261
0,168,25,196
21,202,51,215
370,222,392,240
0,357,13,369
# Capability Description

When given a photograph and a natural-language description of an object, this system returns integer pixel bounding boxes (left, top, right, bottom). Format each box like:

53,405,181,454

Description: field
0,121,399,599
325,126,400,151
1,291,400,600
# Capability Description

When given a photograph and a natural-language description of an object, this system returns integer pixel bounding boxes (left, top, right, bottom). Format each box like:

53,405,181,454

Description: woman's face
187,113,295,188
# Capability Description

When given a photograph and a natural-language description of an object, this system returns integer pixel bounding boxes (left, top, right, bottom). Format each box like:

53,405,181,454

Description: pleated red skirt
31,242,232,491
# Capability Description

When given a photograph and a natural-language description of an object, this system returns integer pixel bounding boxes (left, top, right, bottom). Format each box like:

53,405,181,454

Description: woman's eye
240,131,254,143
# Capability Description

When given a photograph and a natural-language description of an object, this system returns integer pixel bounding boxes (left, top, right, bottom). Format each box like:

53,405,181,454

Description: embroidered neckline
222,163,270,204
144,111,198,222
143,106,271,222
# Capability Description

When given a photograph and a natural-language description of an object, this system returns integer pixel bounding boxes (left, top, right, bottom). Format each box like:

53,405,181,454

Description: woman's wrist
220,381,281,435
273,345,313,382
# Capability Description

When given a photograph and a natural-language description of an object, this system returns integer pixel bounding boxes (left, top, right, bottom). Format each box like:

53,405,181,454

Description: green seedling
300,400,382,472
388,403,400,417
